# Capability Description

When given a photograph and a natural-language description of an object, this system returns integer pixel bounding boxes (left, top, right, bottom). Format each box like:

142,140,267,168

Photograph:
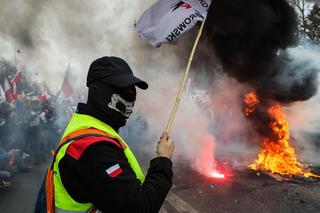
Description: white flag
135,0,211,47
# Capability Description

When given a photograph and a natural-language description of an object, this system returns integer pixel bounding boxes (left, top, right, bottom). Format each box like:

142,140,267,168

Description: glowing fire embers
243,91,319,179
243,91,260,116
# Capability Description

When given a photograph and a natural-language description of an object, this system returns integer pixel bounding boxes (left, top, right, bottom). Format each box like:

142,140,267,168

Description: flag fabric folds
12,82,17,98
184,0,211,17
0,84,6,102
60,66,74,99
4,78,14,103
10,71,22,84
38,87,50,103
135,0,211,47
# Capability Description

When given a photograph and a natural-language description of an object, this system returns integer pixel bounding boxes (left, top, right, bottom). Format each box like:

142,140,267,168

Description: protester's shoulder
79,138,123,157
78,141,127,166
64,136,122,161
85,138,122,151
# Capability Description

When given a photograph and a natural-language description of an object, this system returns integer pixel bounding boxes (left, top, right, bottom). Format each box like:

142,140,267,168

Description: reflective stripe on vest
54,113,145,211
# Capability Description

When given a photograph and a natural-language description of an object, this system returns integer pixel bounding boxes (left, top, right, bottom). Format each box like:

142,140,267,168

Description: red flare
209,170,225,179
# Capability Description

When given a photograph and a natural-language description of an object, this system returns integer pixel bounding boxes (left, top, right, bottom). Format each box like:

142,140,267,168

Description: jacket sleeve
77,142,173,213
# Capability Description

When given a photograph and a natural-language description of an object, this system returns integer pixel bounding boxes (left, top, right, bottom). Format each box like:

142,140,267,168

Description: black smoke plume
204,0,319,103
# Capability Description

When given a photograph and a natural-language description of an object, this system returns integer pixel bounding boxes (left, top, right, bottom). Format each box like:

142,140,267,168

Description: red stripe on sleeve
66,136,122,160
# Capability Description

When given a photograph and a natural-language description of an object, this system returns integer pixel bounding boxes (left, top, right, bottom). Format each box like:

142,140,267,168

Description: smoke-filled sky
1,0,320,170
0,0,188,91
0,0,216,171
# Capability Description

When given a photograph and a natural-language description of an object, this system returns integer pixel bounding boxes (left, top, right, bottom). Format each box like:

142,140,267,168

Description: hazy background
0,0,319,175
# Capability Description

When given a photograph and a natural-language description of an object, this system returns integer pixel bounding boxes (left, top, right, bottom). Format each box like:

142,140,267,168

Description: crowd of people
0,57,85,187
0,92,153,188
0,96,65,187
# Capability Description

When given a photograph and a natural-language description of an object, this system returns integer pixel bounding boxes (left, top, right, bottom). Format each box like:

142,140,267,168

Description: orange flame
244,91,319,178
244,91,260,116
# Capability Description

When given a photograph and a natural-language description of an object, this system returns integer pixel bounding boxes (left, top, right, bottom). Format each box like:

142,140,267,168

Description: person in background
0,140,20,187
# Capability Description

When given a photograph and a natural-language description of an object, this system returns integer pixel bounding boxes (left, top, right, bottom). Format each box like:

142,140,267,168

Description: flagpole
165,19,206,133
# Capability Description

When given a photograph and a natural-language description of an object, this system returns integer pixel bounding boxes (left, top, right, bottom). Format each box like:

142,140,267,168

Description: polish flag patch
106,163,123,178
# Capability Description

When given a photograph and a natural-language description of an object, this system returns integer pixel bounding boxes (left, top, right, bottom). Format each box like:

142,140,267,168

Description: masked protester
50,56,175,213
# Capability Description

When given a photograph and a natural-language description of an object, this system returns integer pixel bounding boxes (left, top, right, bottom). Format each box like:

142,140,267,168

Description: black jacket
58,105,173,213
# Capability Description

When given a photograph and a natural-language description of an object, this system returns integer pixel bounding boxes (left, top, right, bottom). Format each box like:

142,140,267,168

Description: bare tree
290,0,309,33
305,3,320,42
290,0,319,34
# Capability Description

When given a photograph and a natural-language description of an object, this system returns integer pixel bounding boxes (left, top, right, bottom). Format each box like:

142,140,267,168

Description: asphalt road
172,162,320,213
1,160,320,213
0,163,47,213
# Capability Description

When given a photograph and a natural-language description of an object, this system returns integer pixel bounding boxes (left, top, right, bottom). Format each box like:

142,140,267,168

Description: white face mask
107,94,134,118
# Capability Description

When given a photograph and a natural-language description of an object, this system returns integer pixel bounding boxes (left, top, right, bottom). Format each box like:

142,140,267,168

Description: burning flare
244,91,319,178
195,135,225,179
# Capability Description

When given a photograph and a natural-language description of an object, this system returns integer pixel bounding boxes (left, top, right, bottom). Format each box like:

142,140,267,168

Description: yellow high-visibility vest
53,113,145,212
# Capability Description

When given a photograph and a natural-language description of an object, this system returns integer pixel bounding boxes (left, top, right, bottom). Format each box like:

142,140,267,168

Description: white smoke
1,0,319,172
0,0,219,174
285,42,320,164
206,77,261,168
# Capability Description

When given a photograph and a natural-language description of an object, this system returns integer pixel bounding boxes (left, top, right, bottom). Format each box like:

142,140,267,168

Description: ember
243,91,320,178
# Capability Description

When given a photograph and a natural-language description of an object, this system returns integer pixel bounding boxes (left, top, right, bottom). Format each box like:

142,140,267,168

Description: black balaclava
86,80,136,131
82,56,148,131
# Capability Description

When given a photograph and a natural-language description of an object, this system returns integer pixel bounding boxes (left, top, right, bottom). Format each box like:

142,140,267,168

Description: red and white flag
38,84,51,103
10,71,22,84
135,0,211,47
0,84,6,102
12,82,18,98
105,163,123,178
4,78,14,103
60,66,74,99
38,90,48,103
